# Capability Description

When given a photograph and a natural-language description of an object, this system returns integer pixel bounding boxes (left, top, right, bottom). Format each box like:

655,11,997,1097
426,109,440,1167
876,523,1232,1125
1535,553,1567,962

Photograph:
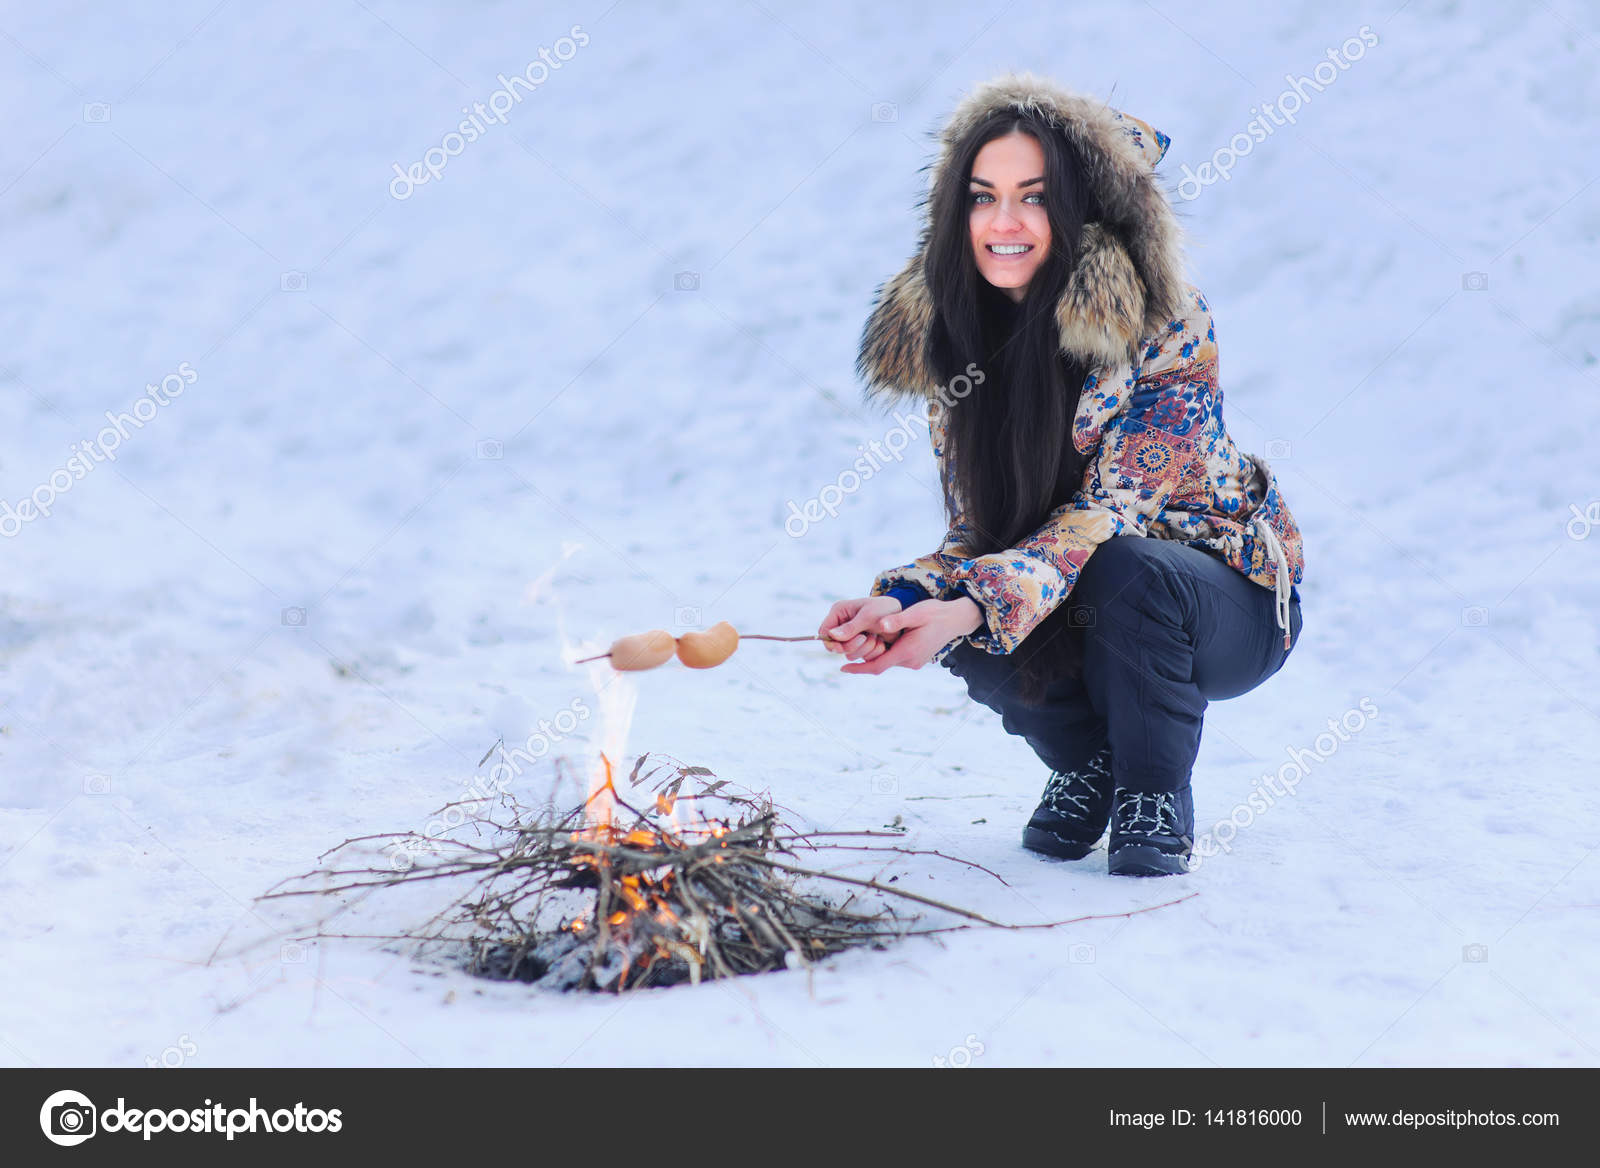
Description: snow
2,0,1598,1067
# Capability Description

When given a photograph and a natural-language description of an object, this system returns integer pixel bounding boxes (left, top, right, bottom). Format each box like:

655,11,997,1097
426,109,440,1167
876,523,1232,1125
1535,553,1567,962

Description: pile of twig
259,754,1193,993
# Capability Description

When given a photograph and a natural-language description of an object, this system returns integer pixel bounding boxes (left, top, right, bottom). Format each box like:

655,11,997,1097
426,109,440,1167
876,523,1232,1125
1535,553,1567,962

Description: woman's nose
993,203,1023,228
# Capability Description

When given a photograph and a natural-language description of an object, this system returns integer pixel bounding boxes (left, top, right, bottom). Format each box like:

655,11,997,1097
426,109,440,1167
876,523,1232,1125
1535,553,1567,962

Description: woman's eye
969,191,1044,205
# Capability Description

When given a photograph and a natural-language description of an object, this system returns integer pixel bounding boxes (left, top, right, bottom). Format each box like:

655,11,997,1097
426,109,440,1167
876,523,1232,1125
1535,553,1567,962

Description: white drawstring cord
1252,514,1294,651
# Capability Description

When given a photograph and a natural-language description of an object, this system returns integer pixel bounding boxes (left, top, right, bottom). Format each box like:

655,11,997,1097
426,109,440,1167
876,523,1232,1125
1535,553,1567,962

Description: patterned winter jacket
854,73,1305,665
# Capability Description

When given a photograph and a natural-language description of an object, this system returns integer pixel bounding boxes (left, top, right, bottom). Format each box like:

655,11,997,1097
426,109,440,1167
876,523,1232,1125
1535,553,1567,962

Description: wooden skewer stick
573,632,823,665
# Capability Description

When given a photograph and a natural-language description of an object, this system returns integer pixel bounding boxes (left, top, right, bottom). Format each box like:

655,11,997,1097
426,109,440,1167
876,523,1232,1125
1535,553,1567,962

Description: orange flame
579,644,638,830
584,752,620,833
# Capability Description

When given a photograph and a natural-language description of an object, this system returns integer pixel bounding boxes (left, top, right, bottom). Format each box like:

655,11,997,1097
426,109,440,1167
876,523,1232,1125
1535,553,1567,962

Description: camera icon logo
1068,943,1097,964
40,1089,97,1146
1460,606,1488,627
673,270,700,291
1461,271,1489,291
1069,606,1096,628
282,606,307,627
673,605,701,629
475,438,503,460
1264,438,1292,459
83,773,111,795
1462,943,1489,963
280,270,308,292
870,773,899,795
281,941,307,964
871,101,898,123
82,102,111,123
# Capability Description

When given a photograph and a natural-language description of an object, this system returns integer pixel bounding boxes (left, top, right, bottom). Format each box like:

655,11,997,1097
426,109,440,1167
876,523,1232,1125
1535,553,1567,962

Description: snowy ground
2,0,1598,1067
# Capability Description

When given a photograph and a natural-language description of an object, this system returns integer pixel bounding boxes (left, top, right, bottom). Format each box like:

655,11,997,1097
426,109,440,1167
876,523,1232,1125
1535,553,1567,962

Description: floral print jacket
870,285,1305,665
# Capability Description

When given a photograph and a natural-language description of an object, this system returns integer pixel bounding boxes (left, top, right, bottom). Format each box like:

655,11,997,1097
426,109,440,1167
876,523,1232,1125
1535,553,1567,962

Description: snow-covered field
2,0,1597,1067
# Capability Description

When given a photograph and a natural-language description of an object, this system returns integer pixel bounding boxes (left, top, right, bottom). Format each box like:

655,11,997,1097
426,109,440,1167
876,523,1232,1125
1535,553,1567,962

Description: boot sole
1022,826,1097,860
1108,844,1189,876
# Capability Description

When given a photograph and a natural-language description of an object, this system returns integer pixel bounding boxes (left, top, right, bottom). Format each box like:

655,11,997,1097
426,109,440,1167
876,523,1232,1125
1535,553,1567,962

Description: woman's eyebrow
969,175,1045,187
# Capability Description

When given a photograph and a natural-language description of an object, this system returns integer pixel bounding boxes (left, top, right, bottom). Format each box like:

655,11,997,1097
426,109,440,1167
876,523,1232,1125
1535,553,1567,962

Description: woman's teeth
987,243,1033,255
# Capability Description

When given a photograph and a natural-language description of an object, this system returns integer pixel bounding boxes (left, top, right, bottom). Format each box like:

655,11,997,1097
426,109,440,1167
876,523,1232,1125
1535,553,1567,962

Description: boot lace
1116,790,1179,837
1041,753,1111,819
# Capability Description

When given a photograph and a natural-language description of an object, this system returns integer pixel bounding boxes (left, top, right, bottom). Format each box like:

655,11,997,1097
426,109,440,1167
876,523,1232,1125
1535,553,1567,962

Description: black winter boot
1107,787,1194,876
1021,752,1113,860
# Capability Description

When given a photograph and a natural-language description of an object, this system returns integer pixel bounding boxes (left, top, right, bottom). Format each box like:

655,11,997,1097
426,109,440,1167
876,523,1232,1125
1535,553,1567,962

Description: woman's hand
819,596,902,661
831,595,986,675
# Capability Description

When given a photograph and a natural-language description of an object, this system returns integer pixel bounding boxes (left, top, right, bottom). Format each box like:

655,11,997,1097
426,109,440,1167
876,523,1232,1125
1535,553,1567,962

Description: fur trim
1057,222,1149,368
857,71,1188,402
855,234,940,397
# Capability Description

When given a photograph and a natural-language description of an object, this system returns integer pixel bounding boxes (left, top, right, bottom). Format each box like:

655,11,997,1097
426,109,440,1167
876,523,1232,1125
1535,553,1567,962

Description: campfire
260,752,1012,992
256,642,1194,992
471,753,903,990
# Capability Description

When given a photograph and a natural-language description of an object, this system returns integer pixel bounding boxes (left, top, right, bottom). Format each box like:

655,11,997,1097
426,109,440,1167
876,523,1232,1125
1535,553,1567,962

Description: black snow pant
940,534,1303,796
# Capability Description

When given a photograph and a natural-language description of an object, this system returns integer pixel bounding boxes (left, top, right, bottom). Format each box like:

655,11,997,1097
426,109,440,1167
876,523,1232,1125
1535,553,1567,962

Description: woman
818,73,1306,877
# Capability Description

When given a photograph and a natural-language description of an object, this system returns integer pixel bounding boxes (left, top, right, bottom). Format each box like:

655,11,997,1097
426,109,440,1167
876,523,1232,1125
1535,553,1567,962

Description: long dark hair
925,112,1103,705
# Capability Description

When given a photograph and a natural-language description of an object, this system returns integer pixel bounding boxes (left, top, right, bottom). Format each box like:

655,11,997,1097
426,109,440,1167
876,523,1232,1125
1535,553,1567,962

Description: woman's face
968,131,1050,303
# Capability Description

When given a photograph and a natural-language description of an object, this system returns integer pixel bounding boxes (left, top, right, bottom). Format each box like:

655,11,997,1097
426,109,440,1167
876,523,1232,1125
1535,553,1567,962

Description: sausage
607,629,676,671
675,620,739,669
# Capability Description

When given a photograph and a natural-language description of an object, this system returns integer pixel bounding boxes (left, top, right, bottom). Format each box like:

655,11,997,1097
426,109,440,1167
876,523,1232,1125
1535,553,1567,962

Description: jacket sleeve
944,292,1215,655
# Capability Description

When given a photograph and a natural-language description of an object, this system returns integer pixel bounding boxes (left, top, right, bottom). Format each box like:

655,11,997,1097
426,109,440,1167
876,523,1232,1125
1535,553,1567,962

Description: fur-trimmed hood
856,72,1188,402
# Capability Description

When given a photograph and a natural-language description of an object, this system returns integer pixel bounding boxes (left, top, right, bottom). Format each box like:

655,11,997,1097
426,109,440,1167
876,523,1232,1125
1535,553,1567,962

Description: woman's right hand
818,596,903,661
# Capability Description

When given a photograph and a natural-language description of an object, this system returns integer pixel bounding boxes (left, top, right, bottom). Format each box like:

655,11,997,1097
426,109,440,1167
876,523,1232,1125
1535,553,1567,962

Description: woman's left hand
840,596,985,675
